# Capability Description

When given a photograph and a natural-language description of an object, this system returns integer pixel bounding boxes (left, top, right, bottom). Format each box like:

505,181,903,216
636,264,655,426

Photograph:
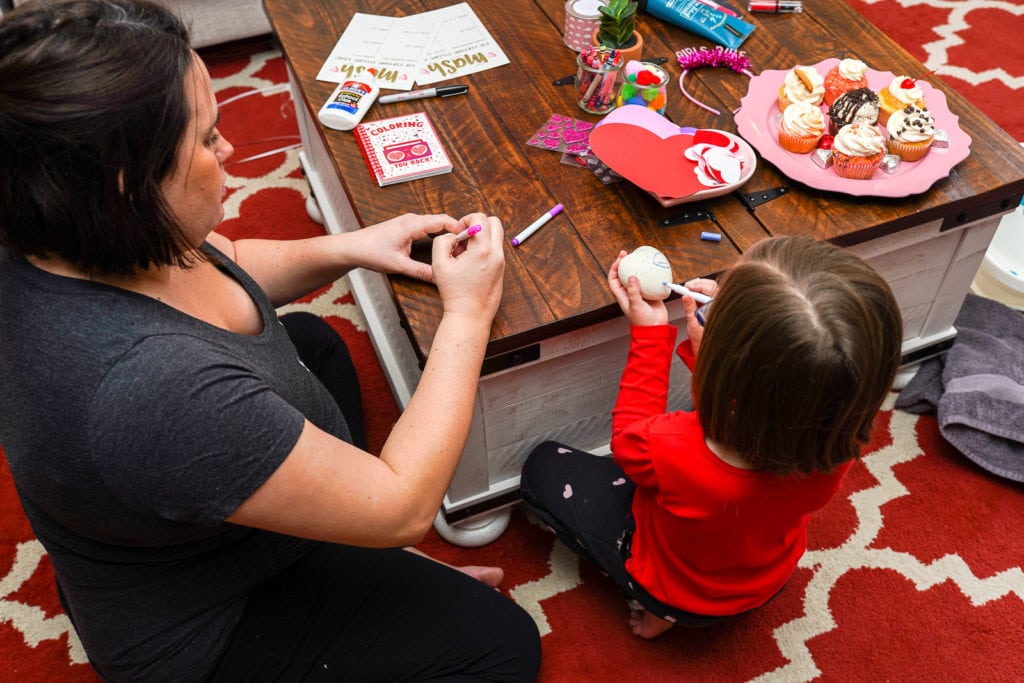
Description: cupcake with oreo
886,105,936,162
828,87,880,136
831,121,886,179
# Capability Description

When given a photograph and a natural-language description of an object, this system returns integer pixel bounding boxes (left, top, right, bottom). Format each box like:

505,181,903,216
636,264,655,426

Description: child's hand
683,277,718,298
608,251,668,327
680,295,705,355
681,278,716,354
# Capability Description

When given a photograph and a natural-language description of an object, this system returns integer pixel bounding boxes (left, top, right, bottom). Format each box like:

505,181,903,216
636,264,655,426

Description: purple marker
511,203,564,246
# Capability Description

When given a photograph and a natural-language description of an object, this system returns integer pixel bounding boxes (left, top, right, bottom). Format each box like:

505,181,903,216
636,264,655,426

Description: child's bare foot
628,601,675,639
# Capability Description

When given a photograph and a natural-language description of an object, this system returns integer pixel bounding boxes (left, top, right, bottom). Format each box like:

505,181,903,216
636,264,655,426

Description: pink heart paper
590,106,733,199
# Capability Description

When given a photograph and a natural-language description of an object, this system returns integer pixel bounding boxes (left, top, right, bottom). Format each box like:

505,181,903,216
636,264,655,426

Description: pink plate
735,58,972,197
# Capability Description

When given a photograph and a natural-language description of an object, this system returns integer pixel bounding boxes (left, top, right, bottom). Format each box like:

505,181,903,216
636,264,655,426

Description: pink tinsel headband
676,47,754,116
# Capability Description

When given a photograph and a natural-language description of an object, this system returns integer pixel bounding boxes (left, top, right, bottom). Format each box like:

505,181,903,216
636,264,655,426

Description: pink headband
676,47,754,116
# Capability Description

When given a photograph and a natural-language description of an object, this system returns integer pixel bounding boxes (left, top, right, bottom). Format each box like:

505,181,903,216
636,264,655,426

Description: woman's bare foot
405,548,504,587
628,601,675,639
457,565,504,588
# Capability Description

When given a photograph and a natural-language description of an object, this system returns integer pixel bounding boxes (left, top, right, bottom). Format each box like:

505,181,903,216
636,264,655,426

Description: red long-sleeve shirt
611,325,851,616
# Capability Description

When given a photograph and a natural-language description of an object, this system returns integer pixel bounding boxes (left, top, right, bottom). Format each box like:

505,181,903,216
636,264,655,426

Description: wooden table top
263,0,1024,360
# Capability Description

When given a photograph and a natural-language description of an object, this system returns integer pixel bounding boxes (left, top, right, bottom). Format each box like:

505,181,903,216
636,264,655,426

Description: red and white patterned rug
3,2,1023,680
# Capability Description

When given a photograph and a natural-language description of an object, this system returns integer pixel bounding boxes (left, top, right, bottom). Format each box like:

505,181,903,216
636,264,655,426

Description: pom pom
636,70,660,86
624,59,644,78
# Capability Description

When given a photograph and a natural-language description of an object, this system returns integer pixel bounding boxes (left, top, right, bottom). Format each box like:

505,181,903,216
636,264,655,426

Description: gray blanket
896,294,1024,482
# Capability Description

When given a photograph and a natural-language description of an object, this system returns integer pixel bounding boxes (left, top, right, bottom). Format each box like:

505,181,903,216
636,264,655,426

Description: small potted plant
593,0,643,64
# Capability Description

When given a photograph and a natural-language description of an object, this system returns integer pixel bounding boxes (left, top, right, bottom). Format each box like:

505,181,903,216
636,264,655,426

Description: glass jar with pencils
576,46,623,115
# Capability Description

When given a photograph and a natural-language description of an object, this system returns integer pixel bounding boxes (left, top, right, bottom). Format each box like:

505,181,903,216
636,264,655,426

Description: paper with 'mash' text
316,3,509,91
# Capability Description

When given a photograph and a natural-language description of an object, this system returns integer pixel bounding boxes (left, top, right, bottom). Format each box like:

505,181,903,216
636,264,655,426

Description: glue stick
317,69,379,131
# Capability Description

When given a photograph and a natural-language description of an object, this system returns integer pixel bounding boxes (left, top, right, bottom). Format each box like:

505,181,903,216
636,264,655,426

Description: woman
0,1,540,680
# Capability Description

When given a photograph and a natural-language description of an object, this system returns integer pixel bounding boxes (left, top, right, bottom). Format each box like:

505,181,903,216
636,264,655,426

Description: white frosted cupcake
886,105,936,161
778,101,826,153
823,58,869,106
832,122,886,179
777,66,825,111
878,75,926,126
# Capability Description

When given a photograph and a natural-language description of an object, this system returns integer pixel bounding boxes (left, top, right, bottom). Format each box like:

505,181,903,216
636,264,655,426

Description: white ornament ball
617,245,673,301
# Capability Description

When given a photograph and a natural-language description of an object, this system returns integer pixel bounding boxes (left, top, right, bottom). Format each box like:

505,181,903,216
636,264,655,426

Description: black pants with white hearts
520,441,729,628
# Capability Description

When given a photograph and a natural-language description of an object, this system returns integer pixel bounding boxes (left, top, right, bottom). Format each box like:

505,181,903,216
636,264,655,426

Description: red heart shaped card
589,105,750,200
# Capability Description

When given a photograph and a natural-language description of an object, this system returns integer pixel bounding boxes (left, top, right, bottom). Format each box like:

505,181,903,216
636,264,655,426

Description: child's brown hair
692,236,903,475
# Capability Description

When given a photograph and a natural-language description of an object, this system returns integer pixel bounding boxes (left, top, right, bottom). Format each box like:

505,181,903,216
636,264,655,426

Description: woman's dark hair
692,236,903,476
0,0,198,276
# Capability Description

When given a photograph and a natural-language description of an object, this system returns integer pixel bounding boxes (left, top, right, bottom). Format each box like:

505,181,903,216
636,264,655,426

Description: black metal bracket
660,203,715,227
737,187,789,211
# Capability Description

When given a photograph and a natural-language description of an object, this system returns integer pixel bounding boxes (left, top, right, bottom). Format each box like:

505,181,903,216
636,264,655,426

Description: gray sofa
7,0,271,48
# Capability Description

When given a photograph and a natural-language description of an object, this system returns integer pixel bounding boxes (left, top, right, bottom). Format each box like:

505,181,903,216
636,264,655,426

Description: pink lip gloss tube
748,0,803,12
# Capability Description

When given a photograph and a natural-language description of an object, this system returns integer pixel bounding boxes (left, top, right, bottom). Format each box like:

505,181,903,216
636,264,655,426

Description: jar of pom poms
617,60,668,114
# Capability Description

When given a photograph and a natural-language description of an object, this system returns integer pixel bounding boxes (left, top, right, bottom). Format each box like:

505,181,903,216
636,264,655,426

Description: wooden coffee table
263,0,1024,544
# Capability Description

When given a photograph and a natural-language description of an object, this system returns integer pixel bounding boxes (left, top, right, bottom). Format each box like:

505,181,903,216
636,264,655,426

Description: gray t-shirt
0,244,350,681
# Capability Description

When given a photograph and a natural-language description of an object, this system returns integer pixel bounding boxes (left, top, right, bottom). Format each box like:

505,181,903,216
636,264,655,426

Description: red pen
696,0,740,18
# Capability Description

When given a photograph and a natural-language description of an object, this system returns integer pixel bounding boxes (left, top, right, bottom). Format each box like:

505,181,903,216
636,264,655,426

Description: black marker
378,84,469,104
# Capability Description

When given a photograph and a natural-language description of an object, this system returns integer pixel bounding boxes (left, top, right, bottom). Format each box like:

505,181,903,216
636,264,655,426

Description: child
520,236,903,639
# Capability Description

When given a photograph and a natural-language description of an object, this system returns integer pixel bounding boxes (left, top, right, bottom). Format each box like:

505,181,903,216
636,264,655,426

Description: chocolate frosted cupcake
828,87,880,136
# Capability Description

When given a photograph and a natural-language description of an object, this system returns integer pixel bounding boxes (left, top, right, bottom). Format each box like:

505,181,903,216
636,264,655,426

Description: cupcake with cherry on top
778,101,826,153
885,105,936,162
878,75,926,126
831,121,886,179
777,65,824,111
823,58,869,106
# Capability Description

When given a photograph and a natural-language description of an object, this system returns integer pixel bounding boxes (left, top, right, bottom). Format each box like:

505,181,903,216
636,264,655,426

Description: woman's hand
608,251,668,327
431,213,505,321
351,212,463,282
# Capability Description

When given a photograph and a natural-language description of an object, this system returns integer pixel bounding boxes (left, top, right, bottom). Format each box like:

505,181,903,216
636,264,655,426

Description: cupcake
777,66,825,111
828,87,880,135
778,101,826,153
878,75,926,126
823,58,869,106
831,122,886,179
886,105,936,161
